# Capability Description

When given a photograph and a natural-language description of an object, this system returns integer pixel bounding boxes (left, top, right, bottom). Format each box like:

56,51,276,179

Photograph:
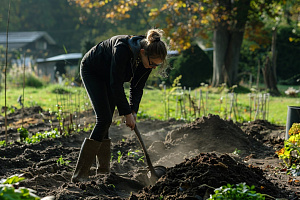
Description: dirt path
0,107,299,199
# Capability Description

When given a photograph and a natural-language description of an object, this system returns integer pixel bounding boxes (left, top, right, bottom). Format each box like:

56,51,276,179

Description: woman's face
140,49,163,69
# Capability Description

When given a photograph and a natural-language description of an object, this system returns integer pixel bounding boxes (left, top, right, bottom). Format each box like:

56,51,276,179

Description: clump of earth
0,106,299,199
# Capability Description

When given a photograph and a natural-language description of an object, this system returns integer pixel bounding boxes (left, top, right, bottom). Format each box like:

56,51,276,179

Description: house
36,53,82,83
0,31,59,66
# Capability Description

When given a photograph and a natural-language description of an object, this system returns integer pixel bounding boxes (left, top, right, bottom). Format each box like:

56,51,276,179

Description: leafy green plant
0,140,6,147
208,182,266,200
51,86,70,94
127,150,144,163
0,174,40,200
25,129,59,144
56,155,70,166
117,151,123,163
276,123,300,171
233,148,241,155
25,73,44,88
137,156,144,163
17,127,29,142
110,153,113,162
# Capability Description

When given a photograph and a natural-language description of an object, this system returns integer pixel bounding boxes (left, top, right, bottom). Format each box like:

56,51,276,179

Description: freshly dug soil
0,107,299,199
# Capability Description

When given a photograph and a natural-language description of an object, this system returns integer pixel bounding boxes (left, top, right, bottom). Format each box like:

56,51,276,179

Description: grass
0,84,88,112
139,85,300,125
0,84,299,126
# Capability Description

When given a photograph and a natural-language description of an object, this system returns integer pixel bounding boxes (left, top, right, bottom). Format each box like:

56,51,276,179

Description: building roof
0,31,56,50
0,31,56,44
37,53,82,63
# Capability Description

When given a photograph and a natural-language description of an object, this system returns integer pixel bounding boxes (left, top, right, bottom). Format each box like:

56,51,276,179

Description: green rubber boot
71,138,102,183
96,138,111,174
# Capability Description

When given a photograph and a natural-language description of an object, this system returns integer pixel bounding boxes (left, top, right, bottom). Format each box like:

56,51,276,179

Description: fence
162,85,270,123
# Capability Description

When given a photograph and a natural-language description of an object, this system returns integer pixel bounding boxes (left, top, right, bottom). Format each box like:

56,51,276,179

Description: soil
0,106,299,200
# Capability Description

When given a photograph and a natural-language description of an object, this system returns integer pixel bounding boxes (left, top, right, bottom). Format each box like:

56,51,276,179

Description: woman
71,29,168,183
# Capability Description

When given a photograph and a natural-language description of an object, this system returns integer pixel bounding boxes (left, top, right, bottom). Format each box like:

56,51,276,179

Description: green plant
51,86,71,94
0,175,40,200
25,129,59,144
127,150,144,163
117,150,123,163
25,73,44,88
0,140,6,147
17,127,29,142
276,123,300,171
137,156,144,163
57,155,70,166
232,148,241,155
208,182,266,200
110,153,113,162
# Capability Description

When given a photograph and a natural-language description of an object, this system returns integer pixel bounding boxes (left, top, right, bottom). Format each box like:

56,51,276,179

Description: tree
70,0,288,88
169,44,212,87
155,0,287,88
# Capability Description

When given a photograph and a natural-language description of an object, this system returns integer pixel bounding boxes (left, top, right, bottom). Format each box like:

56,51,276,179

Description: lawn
1,84,299,126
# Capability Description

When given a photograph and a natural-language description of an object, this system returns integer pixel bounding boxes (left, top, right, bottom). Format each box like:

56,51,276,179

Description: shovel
133,124,166,183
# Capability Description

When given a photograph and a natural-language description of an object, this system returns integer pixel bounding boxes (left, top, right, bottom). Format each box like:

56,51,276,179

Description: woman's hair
140,29,168,59
140,28,169,76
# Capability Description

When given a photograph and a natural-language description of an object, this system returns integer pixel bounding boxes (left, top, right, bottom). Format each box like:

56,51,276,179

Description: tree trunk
212,27,229,86
212,28,246,87
224,31,244,86
262,28,280,96
262,56,280,96
211,0,251,87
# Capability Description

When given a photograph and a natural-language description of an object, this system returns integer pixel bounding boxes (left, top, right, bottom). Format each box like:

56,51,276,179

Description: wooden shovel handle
134,125,158,178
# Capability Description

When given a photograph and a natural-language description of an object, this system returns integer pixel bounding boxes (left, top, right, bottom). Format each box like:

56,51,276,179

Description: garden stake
4,0,11,145
205,90,208,116
183,86,187,119
189,87,191,116
175,94,178,118
234,93,239,121
198,89,202,117
224,93,228,119
249,93,252,121
21,53,26,127
254,94,261,120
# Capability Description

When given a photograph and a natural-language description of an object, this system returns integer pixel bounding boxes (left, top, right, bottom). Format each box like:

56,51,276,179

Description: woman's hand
125,113,135,130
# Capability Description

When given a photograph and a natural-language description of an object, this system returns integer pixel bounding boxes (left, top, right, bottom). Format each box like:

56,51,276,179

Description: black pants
80,61,115,142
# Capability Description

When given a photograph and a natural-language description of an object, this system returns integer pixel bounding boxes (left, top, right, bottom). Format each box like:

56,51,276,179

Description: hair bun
146,29,164,43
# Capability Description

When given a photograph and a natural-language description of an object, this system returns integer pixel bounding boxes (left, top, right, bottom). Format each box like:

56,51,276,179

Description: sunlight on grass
0,84,299,126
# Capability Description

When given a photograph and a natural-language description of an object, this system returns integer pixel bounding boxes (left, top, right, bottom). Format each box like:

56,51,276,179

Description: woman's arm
129,67,152,114
110,44,132,116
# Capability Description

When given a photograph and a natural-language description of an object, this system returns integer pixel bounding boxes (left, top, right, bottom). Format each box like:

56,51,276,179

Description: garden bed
0,107,299,199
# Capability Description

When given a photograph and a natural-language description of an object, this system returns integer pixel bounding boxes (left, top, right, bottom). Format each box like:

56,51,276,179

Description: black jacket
82,35,152,116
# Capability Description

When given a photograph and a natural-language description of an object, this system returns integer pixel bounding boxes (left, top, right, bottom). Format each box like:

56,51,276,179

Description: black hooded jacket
81,35,152,116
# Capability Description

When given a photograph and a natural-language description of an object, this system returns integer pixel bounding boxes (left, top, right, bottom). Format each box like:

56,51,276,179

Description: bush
25,73,44,88
168,44,213,88
50,85,71,94
5,65,45,88
276,26,300,85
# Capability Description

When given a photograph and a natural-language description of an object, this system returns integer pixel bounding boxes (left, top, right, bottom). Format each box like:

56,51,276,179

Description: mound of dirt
240,119,286,145
165,115,258,154
133,153,290,199
151,115,274,168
